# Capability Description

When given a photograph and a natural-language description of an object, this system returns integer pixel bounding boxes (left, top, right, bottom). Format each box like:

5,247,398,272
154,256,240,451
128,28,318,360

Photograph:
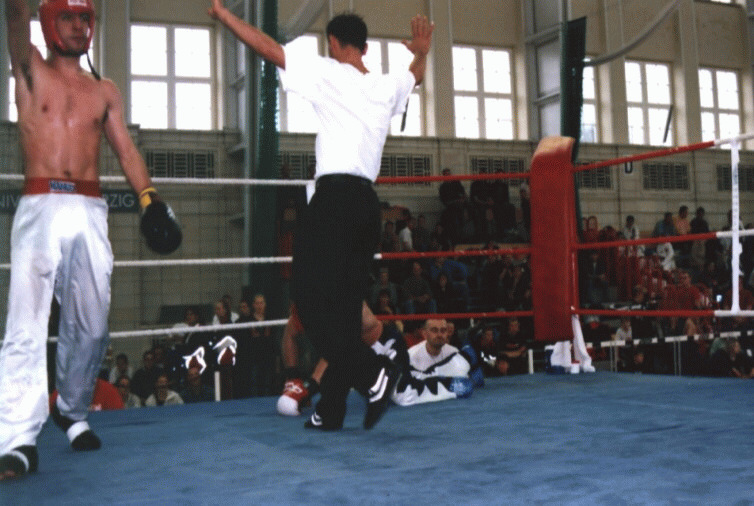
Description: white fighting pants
0,194,113,453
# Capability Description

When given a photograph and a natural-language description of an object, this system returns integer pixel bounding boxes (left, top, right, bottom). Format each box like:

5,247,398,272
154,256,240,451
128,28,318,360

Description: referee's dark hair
327,12,368,53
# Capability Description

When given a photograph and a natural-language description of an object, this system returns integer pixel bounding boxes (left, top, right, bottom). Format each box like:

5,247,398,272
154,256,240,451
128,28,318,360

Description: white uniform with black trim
371,328,477,406
0,191,113,453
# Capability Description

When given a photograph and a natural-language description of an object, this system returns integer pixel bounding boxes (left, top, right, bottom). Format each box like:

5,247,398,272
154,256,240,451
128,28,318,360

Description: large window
363,38,423,136
130,24,213,130
8,20,93,122
452,46,514,139
625,60,673,146
699,68,740,141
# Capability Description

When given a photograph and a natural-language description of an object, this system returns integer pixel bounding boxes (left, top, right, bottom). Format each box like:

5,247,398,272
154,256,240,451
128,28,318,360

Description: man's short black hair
327,13,367,52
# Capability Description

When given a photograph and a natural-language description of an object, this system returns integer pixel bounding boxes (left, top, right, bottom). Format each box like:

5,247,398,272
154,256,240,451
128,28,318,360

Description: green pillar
248,0,281,315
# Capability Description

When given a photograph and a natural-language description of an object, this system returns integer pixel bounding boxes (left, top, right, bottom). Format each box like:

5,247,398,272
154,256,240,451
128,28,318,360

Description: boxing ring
1,134,754,503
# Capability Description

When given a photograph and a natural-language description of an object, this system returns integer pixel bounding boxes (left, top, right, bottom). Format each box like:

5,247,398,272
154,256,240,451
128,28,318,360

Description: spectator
438,168,467,244
478,207,500,243
699,260,727,298
629,285,656,340
144,373,184,407
490,171,516,241
429,222,453,251
674,206,691,265
470,325,504,377
412,214,432,252
171,306,203,345
428,256,470,312
380,220,400,252
615,317,632,342
480,253,509,311
709,339,754,378
164,306,204,384
618,344,650,374
500,262,531,311
248,294,276,397
50,378,124,412
583,215,600,243
496,318,529,376
690,207,710,270
690,206,709,234
108,353,133,384
370,267,400,313
432,272,459,314
408,318,467,374
621,215,644,256
652,212,677,238
674,205,691,236
581,250,608,305
398,215,415,252
402,261,437,315
209,298,234,332
130,350,161,403
212,294,239,325
179,366,215,404
469,169,494,235
115,375,142,409
459,207,476,244
234,299,255,399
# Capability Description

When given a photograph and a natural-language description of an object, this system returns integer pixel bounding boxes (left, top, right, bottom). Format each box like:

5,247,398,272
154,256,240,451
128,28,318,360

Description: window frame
699,67,741,141
452,44,515,140
624,60,674,146
129,22,216,131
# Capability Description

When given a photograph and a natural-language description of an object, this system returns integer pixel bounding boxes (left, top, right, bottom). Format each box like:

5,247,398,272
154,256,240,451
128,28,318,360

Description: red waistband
23,178,102,197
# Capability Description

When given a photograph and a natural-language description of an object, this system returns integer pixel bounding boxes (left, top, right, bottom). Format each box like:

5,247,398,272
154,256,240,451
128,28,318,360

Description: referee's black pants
292,175,383,427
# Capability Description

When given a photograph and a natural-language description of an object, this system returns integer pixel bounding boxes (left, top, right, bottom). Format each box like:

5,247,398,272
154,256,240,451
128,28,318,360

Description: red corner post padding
529,137,578,342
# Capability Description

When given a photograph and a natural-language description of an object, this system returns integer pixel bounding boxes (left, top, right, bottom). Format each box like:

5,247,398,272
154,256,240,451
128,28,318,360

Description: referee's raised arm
207,0,285,69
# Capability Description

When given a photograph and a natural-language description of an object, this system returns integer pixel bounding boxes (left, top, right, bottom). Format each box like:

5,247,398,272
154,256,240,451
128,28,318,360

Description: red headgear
38,0,96,55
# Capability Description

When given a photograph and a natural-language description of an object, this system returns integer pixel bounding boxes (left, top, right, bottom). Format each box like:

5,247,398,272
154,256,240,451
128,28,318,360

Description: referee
209,1,434,430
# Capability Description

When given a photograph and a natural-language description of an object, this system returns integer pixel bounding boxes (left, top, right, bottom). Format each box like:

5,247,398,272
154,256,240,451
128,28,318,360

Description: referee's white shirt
278,44,416,182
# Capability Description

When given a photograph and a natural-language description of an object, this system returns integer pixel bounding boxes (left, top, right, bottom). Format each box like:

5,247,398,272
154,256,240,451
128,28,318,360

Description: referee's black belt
316,174,372,189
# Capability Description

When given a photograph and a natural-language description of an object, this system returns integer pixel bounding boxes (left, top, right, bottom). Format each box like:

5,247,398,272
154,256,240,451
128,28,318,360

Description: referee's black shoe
363,358,401,430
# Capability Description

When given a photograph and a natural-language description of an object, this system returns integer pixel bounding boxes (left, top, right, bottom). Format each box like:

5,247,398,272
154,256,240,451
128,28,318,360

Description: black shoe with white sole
363,359,401,430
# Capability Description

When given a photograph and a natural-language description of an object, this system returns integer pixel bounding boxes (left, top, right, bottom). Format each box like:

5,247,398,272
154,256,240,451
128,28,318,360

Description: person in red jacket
50,379,124,413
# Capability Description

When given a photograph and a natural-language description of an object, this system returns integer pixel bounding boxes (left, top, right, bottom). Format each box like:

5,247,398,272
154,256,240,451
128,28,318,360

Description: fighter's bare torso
15,48,115,182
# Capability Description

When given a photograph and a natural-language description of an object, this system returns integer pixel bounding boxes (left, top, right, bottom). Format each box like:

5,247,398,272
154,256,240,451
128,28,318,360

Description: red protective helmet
38,0,95,55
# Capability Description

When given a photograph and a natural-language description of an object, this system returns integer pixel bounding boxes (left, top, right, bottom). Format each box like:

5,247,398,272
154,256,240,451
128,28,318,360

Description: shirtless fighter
0,0,180,479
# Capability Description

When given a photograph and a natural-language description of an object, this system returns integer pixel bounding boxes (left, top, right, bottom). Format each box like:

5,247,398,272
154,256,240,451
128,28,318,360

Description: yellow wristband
139,187,157,209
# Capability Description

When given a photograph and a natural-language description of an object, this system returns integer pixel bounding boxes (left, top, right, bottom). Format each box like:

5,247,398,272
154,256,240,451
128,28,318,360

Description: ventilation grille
717,164,754,192
576,166,613,189
278,152,316,179
379,154,432,186
642,162,689,191
145,150,216,178
470,156,527,187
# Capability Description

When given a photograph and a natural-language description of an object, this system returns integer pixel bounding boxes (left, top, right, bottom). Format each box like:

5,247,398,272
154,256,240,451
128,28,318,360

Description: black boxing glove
139,187,182,255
